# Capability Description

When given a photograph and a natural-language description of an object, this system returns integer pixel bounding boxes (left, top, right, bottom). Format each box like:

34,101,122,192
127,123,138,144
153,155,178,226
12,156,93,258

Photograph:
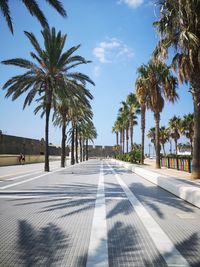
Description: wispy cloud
93,38,134,63
93,65,101,78
118,0,144,8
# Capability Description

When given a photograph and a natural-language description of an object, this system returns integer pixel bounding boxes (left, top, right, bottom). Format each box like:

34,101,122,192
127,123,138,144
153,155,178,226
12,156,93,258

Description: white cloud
93,66,101,78
93,38,134,63
118,0,144,8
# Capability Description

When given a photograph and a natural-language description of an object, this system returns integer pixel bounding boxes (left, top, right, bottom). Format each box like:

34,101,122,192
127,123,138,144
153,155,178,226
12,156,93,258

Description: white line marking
107,162,190,267
0,167,68,190
86,161,108,267
0,195,96,199
7,170,42,181
7,167,59,181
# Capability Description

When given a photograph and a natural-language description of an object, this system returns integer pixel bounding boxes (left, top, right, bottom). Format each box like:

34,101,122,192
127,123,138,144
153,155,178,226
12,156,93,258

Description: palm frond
0,0,13,33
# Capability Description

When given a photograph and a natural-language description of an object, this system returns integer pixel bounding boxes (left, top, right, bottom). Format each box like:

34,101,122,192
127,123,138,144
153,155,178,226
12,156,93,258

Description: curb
111,159,200,209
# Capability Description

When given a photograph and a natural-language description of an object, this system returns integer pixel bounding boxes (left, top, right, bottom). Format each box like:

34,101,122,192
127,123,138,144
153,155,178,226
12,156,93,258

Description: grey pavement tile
111,163,200,267
106,199,167,267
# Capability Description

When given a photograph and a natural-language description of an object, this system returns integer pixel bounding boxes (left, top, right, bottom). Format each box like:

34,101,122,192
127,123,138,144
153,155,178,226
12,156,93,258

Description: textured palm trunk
122,129,125,154
175,139,178,155
154,112,161,169
80,138,83,162
130,120,133,149
61,120,66,167
190,137,193,156
141,105,146,164
71,125,75,165
191,90,200,179
86,139,89,160
116,132,119,146
126,125,129,153
44,100,51,172
75,125,79,164
120,130,123,154
162,144,166,155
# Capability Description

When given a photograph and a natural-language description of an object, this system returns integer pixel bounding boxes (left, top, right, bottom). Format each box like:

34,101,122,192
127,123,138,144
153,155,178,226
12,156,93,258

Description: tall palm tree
119,102,130,153
168,116,181,155
135,64,149,164
159,126,170,155
0,0,66,34
112,121,120,146
141,60,178,168
81,121,97,161
2,27,94,171
147,127,156,153
126,93,140,148
181,113,194,155
52,85,93,167
153,0,200,178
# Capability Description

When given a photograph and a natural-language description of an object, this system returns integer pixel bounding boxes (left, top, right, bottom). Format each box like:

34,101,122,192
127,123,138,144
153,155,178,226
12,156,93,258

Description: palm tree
147,127,156,153
0,0,66,34
135,64,149,164
126,93,140,148
168,116,181,155
81,121,97,161
159,126,170,155
181,113,194,155
153,0,200,178
112,121,120,146
119,102,130,153
2,27,94,171
141,60,178,168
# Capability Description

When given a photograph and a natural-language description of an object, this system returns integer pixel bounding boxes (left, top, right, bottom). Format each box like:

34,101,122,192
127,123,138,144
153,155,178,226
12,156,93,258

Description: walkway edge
111,159,200,209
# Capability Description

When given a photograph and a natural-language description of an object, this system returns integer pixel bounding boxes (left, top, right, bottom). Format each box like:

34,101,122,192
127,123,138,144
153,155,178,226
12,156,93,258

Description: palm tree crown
0,0,67,34
2,27,94,171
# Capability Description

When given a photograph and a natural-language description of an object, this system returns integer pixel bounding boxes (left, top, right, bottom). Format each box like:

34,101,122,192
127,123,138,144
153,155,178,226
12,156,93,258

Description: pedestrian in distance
19,153,25,165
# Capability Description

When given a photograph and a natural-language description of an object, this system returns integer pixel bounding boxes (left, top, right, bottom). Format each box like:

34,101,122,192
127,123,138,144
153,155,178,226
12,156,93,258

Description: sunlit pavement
0,159,200,266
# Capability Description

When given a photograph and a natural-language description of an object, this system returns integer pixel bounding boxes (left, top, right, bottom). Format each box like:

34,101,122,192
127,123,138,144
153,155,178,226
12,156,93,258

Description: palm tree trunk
80,138,83,162
116,132,119,146
141,105,145,164
71,126,75,165
75,125,79,164
122,129,125,154
120,130,123,154
86,139,89,160
130,120,133,149
154,112,161,169
190,137,193,156
162,144,166,155
126,125,129,153
192,91,200,179
61,121,66,167
44,103,51,172
175,139,178,155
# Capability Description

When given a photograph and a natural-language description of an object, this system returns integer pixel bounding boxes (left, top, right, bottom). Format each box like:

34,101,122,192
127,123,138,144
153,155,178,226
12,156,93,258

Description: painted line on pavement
7,167,59,181
86,161,108,267
107,162,190,267
7,170,43,181
0,166,70,190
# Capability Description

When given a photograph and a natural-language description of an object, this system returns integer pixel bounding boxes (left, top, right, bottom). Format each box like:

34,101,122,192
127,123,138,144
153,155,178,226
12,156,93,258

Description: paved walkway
0,159,200,266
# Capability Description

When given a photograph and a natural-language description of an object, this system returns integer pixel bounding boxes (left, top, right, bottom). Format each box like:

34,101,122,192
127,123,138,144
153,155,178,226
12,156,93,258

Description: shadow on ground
17,220,69,266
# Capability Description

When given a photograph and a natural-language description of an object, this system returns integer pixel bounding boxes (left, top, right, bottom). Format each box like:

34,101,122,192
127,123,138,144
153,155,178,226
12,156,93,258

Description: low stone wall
111,159,200,209
0,155,60,166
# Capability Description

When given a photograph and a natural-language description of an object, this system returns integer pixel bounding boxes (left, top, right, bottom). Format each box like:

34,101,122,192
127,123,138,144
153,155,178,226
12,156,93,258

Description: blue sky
0,0,193,153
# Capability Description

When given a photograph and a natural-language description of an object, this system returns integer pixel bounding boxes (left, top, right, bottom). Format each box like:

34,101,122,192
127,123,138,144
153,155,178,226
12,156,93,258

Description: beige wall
0,155,60,166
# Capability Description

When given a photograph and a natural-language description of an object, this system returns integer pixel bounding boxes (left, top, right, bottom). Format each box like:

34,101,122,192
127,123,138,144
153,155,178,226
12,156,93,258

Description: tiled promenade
0,159,200,266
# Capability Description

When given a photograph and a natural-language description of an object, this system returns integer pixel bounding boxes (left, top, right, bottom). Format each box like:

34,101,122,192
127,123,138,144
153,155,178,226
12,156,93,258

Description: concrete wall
0,134,61,156
0,154,60,166
88,145,116,158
